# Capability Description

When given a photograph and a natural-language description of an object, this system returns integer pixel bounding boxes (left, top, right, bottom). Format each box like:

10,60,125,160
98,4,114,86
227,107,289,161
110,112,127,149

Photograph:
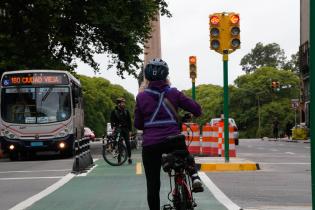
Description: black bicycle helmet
144,58,169,81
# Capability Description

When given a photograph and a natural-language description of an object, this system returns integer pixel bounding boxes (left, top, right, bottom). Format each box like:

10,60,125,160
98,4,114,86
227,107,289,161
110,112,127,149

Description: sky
76,0,300,97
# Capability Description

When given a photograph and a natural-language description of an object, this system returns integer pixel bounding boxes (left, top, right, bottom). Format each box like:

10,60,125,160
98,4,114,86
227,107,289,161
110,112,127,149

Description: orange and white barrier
182,123,201,155
201,122,236,157
220,125,236,157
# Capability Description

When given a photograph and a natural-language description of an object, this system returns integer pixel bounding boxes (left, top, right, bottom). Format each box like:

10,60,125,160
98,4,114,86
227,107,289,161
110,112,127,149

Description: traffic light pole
223,53,230,162
192,79,196,101
310,1,315,208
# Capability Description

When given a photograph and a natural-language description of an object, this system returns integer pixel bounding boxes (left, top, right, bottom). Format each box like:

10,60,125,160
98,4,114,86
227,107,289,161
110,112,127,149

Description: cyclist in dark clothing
110,97,132,164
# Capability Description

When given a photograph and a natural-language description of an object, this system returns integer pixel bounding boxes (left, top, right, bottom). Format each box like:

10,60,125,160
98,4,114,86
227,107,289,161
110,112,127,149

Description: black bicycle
102,128,128,166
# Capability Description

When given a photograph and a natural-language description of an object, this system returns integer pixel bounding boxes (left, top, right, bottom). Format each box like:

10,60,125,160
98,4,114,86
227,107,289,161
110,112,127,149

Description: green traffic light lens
231,27,240,36
210,28,220,37
211,40,220,49
231,39,240,48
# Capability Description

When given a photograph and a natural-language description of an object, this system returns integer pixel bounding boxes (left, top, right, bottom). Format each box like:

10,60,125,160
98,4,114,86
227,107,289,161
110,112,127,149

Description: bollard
72,137,94,174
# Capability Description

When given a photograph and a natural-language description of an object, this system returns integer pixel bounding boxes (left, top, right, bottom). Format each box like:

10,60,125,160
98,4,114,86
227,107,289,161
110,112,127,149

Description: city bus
0,70,84,160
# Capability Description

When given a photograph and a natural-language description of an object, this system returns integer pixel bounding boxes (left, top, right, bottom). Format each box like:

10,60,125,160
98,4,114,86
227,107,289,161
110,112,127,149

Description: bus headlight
59,142,66,149
3,130,17,139
58,130,69,138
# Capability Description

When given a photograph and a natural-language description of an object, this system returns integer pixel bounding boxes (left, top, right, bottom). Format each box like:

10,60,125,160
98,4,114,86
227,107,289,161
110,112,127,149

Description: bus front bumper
0,135,75,153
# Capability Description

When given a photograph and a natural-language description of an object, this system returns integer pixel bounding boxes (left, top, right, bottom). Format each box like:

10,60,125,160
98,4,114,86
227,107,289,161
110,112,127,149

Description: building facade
300,0,310,127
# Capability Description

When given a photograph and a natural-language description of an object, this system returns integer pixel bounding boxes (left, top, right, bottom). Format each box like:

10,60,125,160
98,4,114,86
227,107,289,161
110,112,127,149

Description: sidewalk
26,152,229,210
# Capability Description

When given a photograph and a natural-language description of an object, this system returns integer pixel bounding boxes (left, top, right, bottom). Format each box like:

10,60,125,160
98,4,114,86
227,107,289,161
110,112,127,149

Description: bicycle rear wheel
102,141,128,166
175,184,194,210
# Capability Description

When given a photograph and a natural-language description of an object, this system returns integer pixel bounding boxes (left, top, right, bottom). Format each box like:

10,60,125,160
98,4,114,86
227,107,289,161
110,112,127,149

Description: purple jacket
134,80,202,147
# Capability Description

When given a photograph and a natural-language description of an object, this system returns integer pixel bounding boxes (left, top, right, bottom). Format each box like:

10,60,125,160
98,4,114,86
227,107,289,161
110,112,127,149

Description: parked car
84,127,96,141
209,118,239,145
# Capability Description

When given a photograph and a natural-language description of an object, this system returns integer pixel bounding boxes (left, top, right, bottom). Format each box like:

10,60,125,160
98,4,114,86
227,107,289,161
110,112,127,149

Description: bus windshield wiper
41,87,53,102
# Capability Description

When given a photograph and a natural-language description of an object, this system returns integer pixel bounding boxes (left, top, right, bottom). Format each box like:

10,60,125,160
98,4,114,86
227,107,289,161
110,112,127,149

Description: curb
197,162,259,172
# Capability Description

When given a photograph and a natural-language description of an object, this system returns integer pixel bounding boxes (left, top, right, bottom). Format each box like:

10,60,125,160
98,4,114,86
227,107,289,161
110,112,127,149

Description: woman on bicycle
134,58,203,210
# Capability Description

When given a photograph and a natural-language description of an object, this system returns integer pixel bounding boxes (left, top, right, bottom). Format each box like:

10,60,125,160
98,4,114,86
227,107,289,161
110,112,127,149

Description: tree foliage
79,75,135,137
240,42,298,74
183,84,223,126
0,0,171,77
184,67,299,138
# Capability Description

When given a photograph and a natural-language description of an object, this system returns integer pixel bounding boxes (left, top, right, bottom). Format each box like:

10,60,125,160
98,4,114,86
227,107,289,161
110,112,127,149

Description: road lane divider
136,162,142,175
8,173,75,210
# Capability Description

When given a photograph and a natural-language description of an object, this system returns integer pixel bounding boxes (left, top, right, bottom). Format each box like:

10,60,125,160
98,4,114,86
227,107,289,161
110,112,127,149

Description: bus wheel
9,151,19,161
60,148,74,158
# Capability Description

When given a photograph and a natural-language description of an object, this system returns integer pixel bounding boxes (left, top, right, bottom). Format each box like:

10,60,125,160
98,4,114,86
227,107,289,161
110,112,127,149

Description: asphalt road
0,139,312,210
0,153,73,210
207,138,311,210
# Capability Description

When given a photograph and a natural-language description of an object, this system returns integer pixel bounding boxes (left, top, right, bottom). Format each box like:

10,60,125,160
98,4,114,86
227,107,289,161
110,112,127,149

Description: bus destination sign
2,73,69,86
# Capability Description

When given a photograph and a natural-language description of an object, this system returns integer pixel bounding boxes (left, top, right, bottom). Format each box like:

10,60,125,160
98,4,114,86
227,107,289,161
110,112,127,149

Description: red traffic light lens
230,15,240,24
210,16,220,25
189,56,196,64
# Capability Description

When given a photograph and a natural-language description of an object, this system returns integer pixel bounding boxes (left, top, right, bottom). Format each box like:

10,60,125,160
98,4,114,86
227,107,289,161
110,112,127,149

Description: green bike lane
26,151,228,210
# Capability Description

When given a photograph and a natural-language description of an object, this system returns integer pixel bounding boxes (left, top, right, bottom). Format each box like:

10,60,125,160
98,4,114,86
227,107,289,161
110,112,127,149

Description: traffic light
209,12,241,54
271,81,280,90
228,13,241,50
209,14,221,51
189,56,197,80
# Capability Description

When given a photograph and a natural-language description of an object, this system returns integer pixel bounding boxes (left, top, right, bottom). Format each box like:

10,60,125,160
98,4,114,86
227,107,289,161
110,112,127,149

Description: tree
183,84,223,126
282,51,300,73
0,0,171,77
231,67,300,137
79,75,135,137
240,42,287,73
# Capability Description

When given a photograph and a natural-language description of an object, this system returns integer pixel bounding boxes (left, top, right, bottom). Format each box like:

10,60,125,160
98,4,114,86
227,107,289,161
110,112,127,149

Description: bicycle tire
175,184,194,210
102,141,128,166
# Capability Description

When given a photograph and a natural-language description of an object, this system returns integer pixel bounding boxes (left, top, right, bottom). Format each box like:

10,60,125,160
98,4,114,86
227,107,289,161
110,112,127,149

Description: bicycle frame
164,158,195,210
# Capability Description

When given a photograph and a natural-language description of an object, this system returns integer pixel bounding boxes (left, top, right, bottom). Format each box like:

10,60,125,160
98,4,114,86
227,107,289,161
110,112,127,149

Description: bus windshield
1,87,71,124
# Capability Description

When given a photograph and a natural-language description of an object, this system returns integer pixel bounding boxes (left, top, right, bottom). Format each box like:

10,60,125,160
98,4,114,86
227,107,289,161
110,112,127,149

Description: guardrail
72,137,94,173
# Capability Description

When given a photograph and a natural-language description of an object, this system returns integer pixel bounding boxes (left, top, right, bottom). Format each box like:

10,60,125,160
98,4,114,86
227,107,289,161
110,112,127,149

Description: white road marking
0,169,70,174
270,149,278,152
305,147,310,149
247,145,252,148
8,173,75,210
77,164,98,177
0,177,63,181
285,152,295,155
199,172,242,210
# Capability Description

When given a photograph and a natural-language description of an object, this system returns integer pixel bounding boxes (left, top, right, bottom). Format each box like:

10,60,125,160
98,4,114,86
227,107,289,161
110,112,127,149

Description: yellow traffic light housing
209,12,241,54
189,56,197,81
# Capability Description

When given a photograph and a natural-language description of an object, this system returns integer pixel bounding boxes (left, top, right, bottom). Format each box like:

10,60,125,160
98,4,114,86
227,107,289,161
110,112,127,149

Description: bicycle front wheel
175,185,194,210
102,141,128,166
